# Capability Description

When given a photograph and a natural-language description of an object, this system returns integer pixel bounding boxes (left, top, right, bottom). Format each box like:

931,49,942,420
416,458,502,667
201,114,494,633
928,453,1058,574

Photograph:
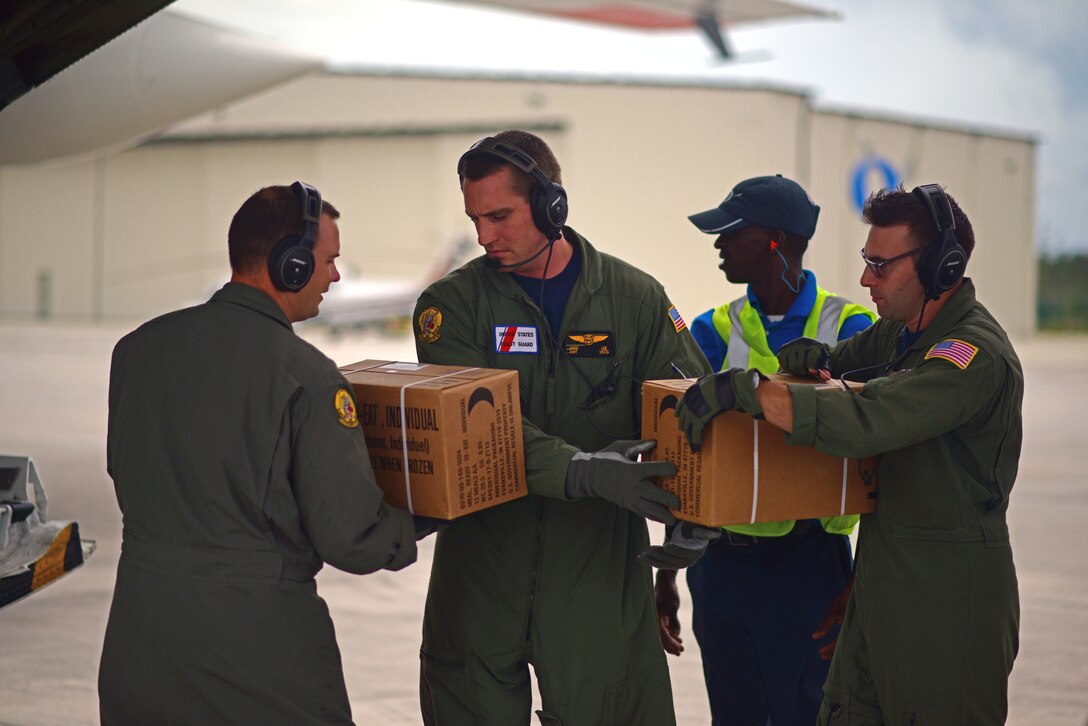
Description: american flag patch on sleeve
924,339,979,369
667,305,686,333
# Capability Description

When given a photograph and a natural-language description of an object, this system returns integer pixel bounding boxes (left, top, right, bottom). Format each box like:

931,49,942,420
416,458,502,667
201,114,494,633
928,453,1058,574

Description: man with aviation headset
412,129,710,725
671,184,1023,724
651,174,875,726
100,183,426,724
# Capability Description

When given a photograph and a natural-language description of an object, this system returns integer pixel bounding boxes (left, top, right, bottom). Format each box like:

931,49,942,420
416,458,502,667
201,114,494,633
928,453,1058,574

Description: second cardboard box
642,375,877,527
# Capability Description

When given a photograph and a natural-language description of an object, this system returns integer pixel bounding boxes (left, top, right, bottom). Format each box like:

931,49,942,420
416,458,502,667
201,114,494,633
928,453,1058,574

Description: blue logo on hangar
850,157,902,213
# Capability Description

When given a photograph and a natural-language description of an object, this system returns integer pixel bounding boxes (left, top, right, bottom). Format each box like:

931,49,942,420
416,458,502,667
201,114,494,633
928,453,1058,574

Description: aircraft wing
0,9,322,167
463,0,833,60
0,0,831,166
466,0,832,29
0,0,177,111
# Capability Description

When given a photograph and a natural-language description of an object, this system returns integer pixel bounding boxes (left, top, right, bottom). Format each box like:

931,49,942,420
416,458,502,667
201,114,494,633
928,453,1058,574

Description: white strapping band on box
341,363,478,514
396,369,475,513
748,419,850,525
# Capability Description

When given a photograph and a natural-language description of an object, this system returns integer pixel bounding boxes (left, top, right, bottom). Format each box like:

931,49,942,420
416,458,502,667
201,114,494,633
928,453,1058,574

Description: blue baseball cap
688,174,820,239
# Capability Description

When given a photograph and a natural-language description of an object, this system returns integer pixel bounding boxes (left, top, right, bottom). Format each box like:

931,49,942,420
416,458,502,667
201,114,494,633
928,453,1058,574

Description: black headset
457,137,568,242
269,181,322,292
912,183,967,300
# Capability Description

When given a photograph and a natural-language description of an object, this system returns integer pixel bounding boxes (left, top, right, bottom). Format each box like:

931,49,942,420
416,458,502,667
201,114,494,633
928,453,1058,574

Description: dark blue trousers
686,524,853,726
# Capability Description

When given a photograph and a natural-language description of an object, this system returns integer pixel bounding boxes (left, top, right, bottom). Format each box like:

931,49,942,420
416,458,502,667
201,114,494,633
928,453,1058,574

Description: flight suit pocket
419,645,482,721
600,664,676,726
817,690,885,726
894,703,963,724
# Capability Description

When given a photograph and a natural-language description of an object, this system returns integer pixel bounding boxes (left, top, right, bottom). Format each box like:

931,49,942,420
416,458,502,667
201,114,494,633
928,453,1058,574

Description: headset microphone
483,237,558,270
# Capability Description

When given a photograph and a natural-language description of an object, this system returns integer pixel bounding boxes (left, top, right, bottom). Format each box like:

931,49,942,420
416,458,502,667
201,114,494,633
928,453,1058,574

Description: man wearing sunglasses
652,174,875,726
673,185,1023,724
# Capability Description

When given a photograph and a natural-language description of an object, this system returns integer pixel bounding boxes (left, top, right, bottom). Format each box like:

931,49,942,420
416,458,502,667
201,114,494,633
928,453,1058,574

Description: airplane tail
421,236,476,285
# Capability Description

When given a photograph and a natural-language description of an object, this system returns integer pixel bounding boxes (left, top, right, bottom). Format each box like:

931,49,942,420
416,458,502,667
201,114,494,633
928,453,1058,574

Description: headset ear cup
530,182,568,240
269,235,315,292
936,243,967,291
911,184,965,300
916,242,939,299
917,232,966,300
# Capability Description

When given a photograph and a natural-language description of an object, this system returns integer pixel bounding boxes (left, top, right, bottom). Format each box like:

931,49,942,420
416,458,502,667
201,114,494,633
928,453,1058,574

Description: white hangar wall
0,70,1035,336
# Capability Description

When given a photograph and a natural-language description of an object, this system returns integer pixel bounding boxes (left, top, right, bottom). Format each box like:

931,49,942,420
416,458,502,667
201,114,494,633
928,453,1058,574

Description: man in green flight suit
100,183,425,725
670,184,1022,724
412,130,711,725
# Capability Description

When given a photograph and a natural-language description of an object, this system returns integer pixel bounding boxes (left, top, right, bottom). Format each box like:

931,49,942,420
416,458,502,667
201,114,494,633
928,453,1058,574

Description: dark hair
458,129,562,200
228,185,340,274
862,186,975,261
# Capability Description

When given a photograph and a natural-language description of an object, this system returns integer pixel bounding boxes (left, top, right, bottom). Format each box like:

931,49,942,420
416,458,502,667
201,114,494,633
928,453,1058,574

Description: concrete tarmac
0,323,1085,725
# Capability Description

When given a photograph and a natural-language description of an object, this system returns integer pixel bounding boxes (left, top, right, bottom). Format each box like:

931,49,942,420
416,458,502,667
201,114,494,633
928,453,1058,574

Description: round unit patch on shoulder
335,388,359,428
418,306,443,343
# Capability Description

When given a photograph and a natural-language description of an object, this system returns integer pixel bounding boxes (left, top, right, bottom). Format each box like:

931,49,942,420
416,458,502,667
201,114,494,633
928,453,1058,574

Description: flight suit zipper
523,284,592,645
524,293,552,645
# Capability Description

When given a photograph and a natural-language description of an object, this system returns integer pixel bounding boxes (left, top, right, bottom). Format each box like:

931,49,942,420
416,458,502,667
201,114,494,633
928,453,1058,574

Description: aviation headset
457,137,568,242
269,181,322,292
912,183,967,300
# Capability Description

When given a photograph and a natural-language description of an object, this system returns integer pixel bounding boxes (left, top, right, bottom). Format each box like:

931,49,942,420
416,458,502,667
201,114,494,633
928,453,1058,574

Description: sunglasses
859,247,923,278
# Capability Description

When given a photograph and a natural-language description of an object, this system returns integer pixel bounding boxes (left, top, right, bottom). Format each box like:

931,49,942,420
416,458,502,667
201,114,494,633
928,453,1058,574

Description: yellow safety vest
710,286,875,537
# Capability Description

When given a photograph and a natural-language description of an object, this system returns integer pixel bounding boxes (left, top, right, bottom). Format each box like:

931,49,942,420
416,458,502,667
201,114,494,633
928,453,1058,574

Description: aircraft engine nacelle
0,11,321,168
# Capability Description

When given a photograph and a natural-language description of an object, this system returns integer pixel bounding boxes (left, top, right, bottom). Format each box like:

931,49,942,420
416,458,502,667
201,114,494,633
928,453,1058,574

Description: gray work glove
777,337,831,376
638,521,722,570
674,368,764,452
565,440,679,525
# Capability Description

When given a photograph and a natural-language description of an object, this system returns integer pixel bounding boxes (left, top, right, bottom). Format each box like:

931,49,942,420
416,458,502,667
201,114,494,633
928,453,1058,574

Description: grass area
1038,253,1088,331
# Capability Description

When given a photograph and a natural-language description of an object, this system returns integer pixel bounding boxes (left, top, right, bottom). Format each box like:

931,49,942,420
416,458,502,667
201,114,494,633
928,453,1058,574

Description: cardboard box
339,360,526,519
642,375,877,527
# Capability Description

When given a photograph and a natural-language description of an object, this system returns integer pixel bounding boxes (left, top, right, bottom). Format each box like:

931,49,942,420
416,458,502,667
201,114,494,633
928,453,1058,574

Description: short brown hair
458,130,562,200
862,186,975,261
228,185,340,274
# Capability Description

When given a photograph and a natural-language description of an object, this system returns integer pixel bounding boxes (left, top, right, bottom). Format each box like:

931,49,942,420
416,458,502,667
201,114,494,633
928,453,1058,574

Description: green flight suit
100,283,418,725
781,280,1022,724
412,230,710,726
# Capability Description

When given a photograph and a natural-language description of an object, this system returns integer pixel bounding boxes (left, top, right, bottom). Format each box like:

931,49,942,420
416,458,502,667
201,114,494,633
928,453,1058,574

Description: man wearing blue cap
653,175,874,725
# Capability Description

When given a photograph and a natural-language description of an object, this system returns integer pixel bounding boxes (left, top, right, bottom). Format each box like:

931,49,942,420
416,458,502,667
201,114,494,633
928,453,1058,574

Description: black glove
565,440,679,525
777,337,831,376
674,368,763,451
638,521,722,569
413,515,449,540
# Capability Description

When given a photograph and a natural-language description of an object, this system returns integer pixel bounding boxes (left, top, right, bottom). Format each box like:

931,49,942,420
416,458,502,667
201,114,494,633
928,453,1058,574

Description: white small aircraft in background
310,235,477,334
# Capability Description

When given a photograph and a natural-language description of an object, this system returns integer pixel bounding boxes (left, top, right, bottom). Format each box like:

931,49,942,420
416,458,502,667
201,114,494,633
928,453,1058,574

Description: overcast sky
175,0,1088,254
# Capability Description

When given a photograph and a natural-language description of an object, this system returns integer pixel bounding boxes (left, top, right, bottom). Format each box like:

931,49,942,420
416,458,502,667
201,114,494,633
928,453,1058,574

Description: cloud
724,0,1086,252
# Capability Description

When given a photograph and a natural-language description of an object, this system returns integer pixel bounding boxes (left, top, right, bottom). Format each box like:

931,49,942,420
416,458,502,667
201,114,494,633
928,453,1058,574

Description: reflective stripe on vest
709,287,874,537
711,289,872,373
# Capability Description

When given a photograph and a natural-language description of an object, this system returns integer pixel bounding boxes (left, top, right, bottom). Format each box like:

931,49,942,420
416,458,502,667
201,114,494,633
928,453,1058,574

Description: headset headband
913,183,956,236
911,183,966,300
457,137,556,191
292,181,322,249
